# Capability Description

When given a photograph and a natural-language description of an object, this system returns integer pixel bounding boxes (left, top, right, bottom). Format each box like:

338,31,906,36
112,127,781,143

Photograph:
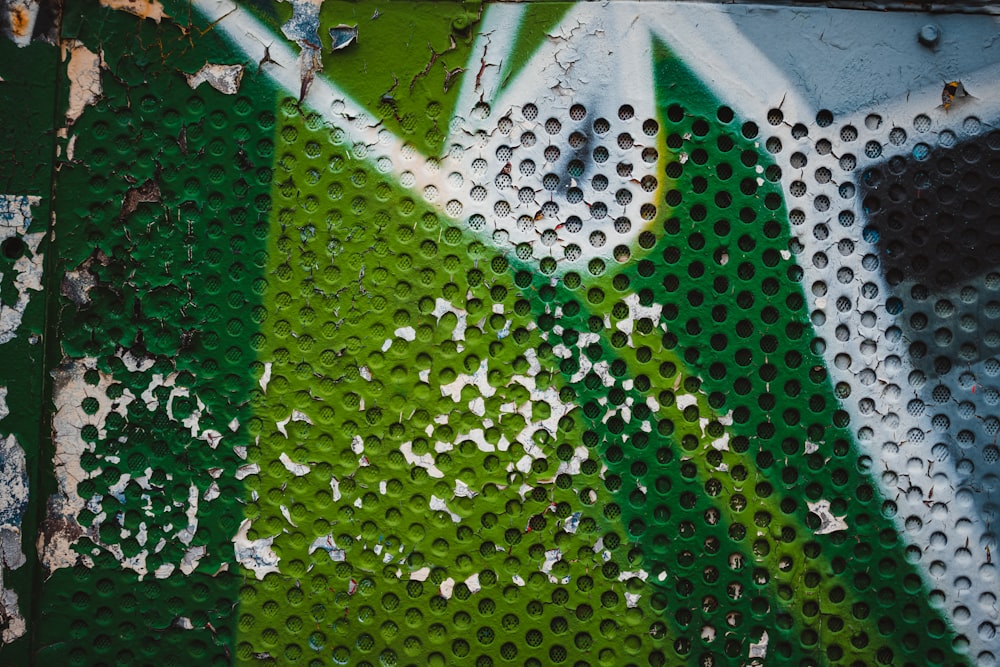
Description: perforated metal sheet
2,1,1000,666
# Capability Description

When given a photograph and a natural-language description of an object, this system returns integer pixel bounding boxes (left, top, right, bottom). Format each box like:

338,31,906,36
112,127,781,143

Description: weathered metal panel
2,1,1000,666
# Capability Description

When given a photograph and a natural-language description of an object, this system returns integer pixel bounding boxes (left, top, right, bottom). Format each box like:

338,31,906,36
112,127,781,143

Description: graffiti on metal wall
2,0,1000,665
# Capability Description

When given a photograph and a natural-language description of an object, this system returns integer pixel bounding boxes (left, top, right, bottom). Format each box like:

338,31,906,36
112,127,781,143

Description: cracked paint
1,0,39,47
185,63,244,95
0,435,27,644
61,40,101,126
98,0,166,23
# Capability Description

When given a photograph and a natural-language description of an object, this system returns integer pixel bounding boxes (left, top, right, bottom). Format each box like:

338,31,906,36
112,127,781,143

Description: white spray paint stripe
192,0,459,225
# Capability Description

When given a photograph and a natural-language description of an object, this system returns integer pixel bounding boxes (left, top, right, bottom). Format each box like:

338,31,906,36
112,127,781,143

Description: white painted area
308,535,346,562
393,326,416,341
748,630,769,662
99,0,167,21
453,479,477,499
429,495,461,523
42,360,129,574
279,452,311,476
0,434,28,645
235,463,260,480
259,362,272,391
185,63,244,95
432,299,467,341
62,41,102,125
179,545,206,575
0,196,43,346
807,500,848,535
440,358,495,402
232,519,280,579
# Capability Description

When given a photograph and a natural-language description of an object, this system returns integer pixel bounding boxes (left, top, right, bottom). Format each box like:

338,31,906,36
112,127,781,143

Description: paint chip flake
279,452,311,476
99,0,167,22
186,63,244,95
232,519,280,579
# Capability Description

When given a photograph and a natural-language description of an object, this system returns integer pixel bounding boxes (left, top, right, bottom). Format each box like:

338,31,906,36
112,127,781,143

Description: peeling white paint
308,535,345,561
393,326,415,341
748,630,769,662
441,358,494,402
432,299,467,341
807,499,848,535
0,434,28,645
259,362,272,391
277,0,324,99
235,463,260,480
41,359,128,574
186,63,244,95
180,545,206,575
62,40,102,125
175,485,199,545
117,345,154,372
439,577,455,599
0,196,44,346
233,519,280,579
203,482,220,502
429,495,461,523
99,0,167,22
279,452,311,476
453,479,477,499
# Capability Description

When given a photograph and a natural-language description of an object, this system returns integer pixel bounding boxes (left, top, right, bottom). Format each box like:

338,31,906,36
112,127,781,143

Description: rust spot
10,6,29,37
119,179,162,221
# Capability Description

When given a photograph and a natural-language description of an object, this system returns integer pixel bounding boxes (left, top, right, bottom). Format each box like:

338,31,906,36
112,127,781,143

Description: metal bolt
919,24,940,48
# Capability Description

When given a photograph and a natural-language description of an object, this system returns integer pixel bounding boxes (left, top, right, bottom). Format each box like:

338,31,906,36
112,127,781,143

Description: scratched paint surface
2,1,1000,666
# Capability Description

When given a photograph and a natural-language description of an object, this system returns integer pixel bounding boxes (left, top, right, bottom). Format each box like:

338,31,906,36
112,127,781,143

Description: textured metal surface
1,1,1000,666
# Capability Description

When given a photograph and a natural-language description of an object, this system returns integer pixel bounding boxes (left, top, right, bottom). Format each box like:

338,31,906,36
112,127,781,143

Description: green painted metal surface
1,1,999,666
